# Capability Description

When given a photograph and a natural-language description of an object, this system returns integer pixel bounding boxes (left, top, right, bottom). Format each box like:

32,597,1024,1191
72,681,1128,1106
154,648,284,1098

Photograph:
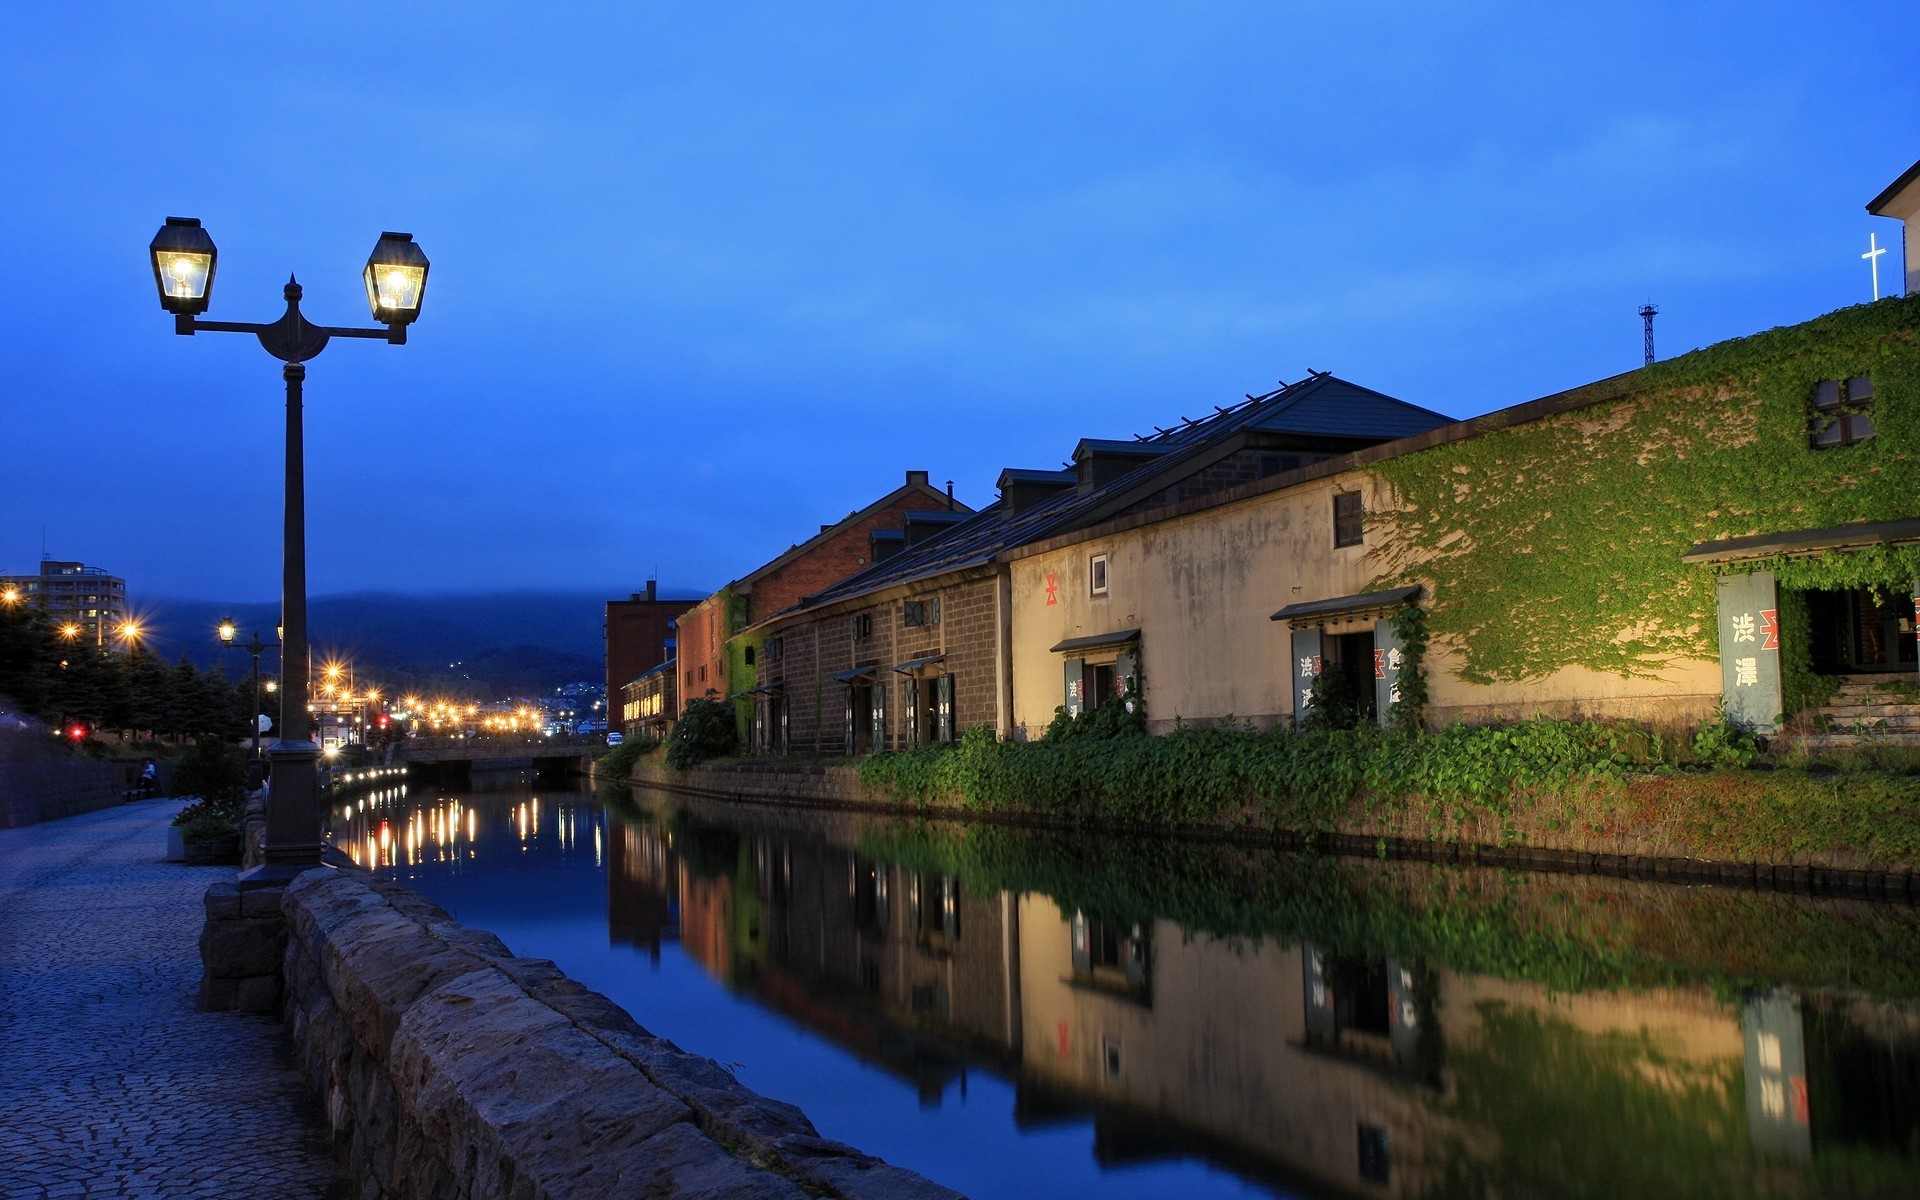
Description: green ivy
854,718,1920,863
1385,603,1430,731
851,819,1920,999
1366,297,1920,689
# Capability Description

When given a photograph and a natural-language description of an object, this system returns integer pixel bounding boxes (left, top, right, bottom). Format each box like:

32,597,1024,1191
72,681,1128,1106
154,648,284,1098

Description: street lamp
217,618,280,771
150,217,429,886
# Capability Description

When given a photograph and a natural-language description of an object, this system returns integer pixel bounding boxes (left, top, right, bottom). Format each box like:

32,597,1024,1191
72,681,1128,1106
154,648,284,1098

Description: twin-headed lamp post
151,218,428,885
217,618,279,771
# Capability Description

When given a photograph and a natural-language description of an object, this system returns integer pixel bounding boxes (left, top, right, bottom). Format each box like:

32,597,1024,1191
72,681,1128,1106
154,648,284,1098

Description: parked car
605,732,624,746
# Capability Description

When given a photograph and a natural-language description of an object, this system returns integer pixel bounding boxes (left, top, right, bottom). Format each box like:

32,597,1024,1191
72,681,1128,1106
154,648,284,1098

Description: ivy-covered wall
721,589,761,741
1368,297,1920,692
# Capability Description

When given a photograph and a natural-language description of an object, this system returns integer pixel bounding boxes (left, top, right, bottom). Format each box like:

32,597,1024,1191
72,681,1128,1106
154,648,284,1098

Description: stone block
236,974,283,1015
203,882,242,921
240,885,287,918
198,975,239,1013
201,917,287,979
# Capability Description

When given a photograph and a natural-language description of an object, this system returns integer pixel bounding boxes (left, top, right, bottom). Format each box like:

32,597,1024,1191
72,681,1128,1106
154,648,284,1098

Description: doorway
1805,588,1918,675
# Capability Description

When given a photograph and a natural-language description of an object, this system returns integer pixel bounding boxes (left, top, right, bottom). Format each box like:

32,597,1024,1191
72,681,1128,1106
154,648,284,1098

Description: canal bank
616,731,1920,899
331,776,1920,1197
212,771,961,1200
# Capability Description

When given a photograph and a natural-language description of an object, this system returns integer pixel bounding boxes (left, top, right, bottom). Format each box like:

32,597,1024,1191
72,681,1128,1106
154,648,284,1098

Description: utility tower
1639,304,1658,366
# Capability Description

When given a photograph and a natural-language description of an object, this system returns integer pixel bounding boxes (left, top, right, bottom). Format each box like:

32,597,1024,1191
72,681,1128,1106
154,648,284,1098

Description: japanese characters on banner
1715,572,1783,732
1297,653,1323,711
1290,628,1323,727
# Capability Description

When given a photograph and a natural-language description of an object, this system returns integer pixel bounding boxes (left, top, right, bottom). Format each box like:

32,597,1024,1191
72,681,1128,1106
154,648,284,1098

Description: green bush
667,698,739,768
169,737,248,833
597,735,659,779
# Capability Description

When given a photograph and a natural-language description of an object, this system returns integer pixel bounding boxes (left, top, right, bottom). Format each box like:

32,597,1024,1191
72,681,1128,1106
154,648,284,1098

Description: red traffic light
69,726,85,739
377,714,390,727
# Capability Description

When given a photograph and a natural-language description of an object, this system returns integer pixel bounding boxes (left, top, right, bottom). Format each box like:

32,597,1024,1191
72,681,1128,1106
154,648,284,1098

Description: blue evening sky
4,3,1914,601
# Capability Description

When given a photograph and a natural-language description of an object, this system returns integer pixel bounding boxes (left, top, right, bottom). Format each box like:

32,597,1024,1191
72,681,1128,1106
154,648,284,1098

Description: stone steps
1789,732,1920,751
1810,674,1920,732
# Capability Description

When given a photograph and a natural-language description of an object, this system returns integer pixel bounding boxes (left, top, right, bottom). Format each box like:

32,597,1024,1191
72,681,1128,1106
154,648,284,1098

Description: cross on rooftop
1864,232,1889,300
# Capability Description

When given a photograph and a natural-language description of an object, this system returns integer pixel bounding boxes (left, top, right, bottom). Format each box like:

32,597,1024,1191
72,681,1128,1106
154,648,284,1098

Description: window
853,613,872,639
743,645,755,666
765,636,784,663
1333,491,1365,547
1810,376,1876,449
1089,553,1109,596
1357,1124,1390,1185
903,598,941,627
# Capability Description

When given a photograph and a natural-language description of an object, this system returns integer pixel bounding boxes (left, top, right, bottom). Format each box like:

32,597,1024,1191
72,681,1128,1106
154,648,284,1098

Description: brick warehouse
745,375,1451,755
672,470,969,738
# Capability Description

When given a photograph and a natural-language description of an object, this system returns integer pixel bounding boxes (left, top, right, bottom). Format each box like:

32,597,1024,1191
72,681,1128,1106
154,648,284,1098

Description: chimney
906,469,929,489
646,579,657,601
946,480,955,510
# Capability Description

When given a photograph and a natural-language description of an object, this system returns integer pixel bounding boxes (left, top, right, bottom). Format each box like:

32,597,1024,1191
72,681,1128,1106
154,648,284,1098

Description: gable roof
765,374,1451,621
731,473,970,593
1868,158,1920,218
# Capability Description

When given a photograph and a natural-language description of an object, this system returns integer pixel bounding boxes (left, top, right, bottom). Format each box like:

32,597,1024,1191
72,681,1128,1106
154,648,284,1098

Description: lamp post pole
219,620,280,770
151,219,429,886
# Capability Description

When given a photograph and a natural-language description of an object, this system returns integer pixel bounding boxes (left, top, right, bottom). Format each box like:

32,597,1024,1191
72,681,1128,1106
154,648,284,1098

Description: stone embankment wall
0,749,128,828
268,866,962,1200
623,759,1920,899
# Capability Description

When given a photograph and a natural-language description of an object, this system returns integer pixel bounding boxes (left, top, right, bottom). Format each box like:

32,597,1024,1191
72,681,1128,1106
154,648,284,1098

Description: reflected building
598,803,1920,1197
606,819,677,962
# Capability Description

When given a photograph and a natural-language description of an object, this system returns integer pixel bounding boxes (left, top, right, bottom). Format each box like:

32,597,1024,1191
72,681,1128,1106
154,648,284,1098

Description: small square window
1334,492,1365,547
1103,1037,1123,1080
1810,376,1876,449
904,600,926,627
1090,554,1110,596
853,613,872,639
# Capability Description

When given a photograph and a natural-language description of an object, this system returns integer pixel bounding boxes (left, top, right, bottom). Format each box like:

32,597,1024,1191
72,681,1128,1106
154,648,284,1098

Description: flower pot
182,833,242,867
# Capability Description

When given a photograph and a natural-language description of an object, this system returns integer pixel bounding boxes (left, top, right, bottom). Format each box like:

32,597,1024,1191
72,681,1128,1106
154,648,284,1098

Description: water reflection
334,781,1920,1198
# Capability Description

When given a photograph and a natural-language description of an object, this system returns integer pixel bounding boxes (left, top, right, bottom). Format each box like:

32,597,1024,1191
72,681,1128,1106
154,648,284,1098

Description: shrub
169,737,248,834
667,699,739,768
597,734,659,779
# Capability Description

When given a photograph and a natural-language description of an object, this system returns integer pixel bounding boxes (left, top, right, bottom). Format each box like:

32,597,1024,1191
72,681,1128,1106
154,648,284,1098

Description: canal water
327,773,1920,1199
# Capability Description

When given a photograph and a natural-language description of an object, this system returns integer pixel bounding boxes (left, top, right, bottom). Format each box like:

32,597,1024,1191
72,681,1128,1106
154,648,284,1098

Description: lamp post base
239,739,328,890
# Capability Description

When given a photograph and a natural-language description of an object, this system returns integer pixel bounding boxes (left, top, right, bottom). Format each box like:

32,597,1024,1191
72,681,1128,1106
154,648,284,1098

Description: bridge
390,734,607,780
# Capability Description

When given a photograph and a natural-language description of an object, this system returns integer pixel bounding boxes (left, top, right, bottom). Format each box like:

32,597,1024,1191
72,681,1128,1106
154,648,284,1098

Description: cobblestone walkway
0,800,347,1200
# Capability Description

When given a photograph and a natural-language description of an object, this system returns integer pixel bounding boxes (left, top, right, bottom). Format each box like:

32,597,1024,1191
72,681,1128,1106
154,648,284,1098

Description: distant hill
139,590,681,698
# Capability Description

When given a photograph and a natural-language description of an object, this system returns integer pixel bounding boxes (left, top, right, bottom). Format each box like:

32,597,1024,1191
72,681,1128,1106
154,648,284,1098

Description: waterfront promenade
0,799,345,1200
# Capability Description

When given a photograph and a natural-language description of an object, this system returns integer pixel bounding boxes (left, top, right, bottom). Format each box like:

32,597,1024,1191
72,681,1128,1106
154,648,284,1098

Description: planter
182,833,242,867
166,825,185,862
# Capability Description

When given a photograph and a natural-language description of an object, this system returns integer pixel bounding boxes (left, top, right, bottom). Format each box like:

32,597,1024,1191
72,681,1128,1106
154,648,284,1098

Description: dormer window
1810,376,1875,449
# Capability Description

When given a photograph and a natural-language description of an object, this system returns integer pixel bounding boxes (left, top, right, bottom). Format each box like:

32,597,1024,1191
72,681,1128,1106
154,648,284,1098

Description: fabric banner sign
1290,629,1323,728
1716,570,1782,732
1372,618,1405,727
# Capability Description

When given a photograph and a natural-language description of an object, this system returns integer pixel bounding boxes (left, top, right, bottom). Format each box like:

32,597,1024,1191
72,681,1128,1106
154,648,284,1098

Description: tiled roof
775,374,1451,619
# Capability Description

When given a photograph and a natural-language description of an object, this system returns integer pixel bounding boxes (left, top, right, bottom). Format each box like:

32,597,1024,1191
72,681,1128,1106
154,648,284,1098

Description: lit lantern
363,231,429,326
148,217,218,315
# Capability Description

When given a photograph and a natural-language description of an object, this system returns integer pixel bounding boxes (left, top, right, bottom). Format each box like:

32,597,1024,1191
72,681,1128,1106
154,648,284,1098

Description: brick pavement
0,799,347,1200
